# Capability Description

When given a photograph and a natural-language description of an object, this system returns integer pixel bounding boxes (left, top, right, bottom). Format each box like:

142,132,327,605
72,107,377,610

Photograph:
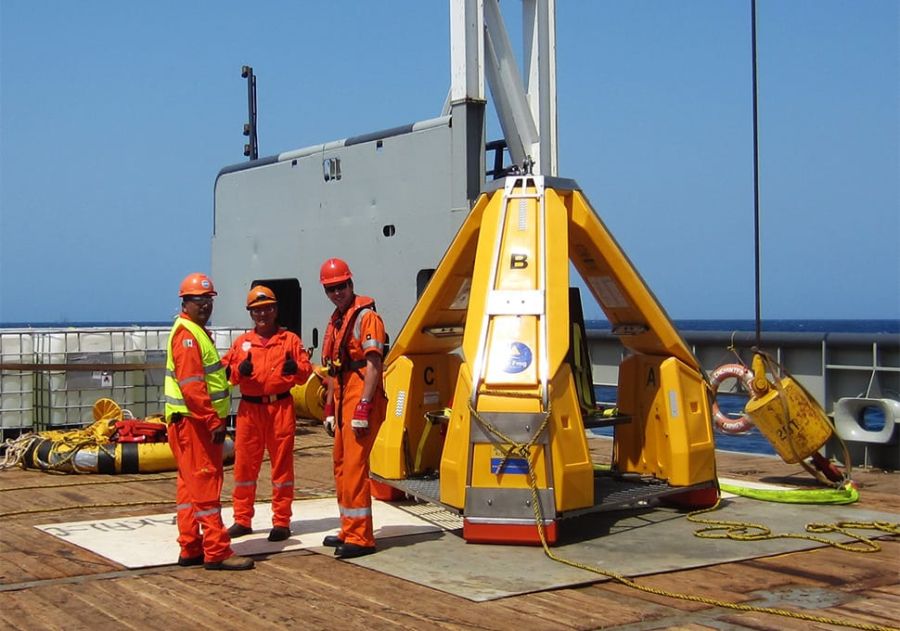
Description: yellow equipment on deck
745,353,834,464
291,372,327,421
370,175,719,544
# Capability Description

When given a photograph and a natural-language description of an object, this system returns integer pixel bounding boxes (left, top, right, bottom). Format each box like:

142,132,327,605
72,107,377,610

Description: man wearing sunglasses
318,258,386,559
164,273,254,571
223,285,312,543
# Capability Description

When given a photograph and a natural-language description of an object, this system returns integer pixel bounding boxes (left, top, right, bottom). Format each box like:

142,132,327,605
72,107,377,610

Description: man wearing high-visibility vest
164,273,254,571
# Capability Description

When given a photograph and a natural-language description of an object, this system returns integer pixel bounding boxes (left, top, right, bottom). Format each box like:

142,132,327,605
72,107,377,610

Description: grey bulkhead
211,114,481,356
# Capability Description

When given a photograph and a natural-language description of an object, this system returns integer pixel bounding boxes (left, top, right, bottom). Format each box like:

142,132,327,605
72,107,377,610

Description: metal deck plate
372,474,452,512
371,472,713,519
591,473,674,513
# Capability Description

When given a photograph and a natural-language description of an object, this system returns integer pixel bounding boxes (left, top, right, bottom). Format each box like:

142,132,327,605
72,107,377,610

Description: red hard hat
246,285,277,310
320,258,352,286
179,273,217,297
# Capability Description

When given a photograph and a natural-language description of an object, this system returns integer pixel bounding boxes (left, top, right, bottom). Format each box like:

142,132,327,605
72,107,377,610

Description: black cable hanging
751,0,762,347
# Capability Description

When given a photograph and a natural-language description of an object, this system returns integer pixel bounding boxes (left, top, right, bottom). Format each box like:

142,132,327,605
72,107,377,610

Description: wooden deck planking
80,579,189,631
495,588,634,629
2,523,118,584
747,542,900,589
33,584,152,631
1,428,897,630
0,591,72,631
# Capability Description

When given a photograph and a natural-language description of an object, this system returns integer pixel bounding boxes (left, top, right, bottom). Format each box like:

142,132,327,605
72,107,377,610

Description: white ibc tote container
37,328,132,426
0,330,36,432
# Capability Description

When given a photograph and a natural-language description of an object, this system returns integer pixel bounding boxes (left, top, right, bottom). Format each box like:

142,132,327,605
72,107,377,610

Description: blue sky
1,0,897,324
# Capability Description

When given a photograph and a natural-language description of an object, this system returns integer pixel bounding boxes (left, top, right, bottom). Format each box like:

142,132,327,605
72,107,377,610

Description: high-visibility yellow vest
164,317,230,421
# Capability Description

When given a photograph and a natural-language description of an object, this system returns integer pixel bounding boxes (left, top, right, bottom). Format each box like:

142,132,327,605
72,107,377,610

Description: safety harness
325,300,377,430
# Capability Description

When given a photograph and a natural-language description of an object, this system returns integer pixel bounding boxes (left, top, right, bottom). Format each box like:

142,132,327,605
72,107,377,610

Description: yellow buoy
744,355,833,464
92,398,123,423
291,372,326,421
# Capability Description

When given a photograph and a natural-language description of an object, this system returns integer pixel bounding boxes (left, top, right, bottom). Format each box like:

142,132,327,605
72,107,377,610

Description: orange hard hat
246,285,277,310
320,258,352,286
179,273,217,297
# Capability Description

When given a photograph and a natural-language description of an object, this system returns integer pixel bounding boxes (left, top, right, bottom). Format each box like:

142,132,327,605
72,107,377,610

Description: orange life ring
709,363,754,434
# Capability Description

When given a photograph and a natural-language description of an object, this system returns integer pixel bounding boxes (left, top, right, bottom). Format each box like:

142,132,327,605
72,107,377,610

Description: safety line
469,400,899,631
526,466,898,631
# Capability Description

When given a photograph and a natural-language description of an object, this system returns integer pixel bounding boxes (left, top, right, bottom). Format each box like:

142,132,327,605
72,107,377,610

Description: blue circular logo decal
504,342,533,373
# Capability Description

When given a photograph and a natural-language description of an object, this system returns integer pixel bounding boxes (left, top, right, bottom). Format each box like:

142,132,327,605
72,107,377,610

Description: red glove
351,399,372,431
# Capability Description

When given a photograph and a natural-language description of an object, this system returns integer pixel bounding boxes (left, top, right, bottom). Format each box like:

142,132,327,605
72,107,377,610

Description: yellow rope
751,351,854,487
686,498,899,553
467,399,897,631
525,467,898,631
467,402,551,475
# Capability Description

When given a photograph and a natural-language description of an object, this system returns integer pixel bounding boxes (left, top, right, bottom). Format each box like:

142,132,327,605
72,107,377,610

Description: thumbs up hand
282,352,298,376
238,351,254,377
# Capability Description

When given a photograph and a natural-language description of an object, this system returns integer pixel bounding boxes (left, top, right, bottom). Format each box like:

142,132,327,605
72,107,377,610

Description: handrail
586,329,900,349
0,363,163,372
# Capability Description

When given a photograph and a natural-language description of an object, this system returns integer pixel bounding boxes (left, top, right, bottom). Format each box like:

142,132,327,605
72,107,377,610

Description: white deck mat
35,498,448,569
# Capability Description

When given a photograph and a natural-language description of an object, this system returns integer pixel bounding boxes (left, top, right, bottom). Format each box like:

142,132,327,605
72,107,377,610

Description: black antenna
241,65,258,160
750,0,762,347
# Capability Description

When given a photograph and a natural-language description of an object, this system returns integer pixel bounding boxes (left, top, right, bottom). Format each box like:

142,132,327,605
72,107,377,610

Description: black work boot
176,555,203,567
334,543,376,559
267,526,291,542
227,523,253,538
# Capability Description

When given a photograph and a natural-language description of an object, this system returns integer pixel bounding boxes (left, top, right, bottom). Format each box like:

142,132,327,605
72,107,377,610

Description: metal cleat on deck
832,397,900,470
369,175,719,545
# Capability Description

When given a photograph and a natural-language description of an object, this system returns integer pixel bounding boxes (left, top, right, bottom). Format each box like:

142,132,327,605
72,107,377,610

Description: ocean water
580,318,899,455
585,319,900,334
2,318,898,333
3,318,894,456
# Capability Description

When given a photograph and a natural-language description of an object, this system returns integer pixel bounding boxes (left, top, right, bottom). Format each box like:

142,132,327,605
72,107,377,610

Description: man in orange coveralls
318,258,387,559
164,273,254,571
223,285,312,542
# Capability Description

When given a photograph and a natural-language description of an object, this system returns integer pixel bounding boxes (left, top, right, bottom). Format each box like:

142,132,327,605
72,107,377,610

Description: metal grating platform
371,474,454,512
591,473,674,512
372,472,714,520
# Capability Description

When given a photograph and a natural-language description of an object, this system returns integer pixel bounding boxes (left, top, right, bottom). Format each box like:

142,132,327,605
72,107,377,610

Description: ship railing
586,329,900,413
0,326,246,441
586,328,900,469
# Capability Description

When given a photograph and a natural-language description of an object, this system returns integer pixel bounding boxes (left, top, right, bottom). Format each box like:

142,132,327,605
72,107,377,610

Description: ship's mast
448,0,558,176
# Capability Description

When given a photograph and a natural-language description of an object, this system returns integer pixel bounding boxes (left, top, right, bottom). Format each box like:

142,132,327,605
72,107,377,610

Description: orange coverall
322,295,387,548
224,329,311,529
168,324,233,563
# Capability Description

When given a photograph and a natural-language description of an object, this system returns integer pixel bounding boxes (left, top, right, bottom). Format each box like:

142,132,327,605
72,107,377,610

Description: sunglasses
185,296,214,305
324,281,349,294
